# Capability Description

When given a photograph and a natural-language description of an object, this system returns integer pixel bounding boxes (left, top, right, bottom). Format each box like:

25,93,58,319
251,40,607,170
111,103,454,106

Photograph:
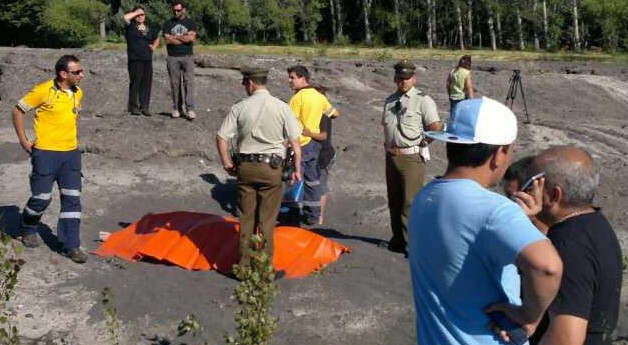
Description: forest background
1,0,627,53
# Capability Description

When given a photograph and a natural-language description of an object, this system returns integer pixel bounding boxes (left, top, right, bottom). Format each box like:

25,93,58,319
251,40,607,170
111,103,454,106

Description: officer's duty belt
237,153,283,168
386,145,420,156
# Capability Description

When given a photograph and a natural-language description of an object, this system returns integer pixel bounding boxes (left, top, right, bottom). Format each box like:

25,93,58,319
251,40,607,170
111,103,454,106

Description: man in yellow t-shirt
11,54,87,264
287,65,339,225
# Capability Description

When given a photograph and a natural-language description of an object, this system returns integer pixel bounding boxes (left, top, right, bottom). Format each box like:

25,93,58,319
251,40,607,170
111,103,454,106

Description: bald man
525,146,622,345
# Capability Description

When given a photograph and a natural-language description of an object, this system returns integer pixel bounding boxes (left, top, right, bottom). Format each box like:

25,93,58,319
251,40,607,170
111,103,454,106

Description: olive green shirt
382,86,440,148
217,89,301,157
448,67,470,101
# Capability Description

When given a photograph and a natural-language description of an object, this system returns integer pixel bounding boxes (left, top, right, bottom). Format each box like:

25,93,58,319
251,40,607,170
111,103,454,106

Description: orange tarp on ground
93,212,351,278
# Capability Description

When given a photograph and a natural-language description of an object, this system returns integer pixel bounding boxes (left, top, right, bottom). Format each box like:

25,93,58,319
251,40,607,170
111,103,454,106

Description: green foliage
582,0,628,50
177,314,202,337
225,235,278,345
299,0,326,42
374,49,393,62
41,0,109,47
0,219,24,345
101,287,120,345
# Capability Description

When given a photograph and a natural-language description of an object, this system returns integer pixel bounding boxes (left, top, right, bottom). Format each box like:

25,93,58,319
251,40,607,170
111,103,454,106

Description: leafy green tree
41,0,109,47
0,0,47,47
581,0,628,50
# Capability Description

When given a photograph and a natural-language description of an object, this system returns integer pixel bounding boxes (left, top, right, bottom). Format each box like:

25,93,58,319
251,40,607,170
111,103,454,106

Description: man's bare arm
538,313,588,345
288,139,302,183
215,135,235,176
178,30,196,43
486,240,562,342
12,106,32,153
164,33,182,45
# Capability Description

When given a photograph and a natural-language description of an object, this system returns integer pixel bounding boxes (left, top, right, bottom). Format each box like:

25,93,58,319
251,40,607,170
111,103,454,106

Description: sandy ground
0,46,627,345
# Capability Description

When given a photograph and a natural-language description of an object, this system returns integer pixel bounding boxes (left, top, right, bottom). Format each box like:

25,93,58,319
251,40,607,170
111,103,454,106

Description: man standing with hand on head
12,55,88,263
382,59,442,255
163,0,197,120
124,5,159,116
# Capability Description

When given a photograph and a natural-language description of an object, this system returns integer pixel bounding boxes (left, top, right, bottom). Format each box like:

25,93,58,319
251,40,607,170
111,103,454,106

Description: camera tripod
505,69,531,123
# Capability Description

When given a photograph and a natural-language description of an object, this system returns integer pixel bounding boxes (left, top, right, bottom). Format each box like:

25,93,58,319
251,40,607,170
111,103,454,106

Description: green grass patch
85,42,628,63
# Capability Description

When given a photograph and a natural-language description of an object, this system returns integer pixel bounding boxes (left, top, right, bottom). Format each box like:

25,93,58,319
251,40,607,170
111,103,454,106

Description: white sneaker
187,110,197,120
171,110,180,118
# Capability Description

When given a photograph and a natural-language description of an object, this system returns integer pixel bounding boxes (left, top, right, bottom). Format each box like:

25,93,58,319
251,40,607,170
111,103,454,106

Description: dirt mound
0,47,626,344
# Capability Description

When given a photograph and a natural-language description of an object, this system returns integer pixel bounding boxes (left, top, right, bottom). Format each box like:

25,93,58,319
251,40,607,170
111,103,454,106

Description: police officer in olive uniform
382,60,443,254
216,67,302,270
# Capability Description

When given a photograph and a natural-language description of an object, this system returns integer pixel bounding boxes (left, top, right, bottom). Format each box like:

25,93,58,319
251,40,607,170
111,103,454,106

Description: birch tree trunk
336,0,343,37
363,0,373,45
456,4,464,50
572,0,580,50
394,0,404,45
426,0,433,48
431,0,437,45
517,7,525,50
99,18,106,40
466,0,473,47
330,0,337,42
488,13,497,50
533,0,540,50
496,11,503,47
543,0,549,49
244,0,253,43
300,0,310,42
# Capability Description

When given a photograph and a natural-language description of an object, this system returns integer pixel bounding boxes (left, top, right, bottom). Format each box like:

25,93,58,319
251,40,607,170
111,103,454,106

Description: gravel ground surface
0,46,626,344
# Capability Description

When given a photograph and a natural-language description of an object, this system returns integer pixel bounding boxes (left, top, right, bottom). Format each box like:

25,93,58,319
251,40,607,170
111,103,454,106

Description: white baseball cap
426,97,518,145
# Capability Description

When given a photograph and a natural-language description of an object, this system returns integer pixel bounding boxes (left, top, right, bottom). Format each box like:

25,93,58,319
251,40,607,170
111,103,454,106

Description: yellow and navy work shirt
17,79,83,151
289,87,336,146
448,67,470,101
382,86,440,148
217,89,301,157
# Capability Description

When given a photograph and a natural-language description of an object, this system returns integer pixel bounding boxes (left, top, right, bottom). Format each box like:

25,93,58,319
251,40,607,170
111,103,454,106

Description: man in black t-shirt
163,0,197,120
527,146,622,345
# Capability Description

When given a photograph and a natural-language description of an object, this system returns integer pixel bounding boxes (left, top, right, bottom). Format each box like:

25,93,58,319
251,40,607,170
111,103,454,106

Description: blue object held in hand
487,312,528,345
283,180,304,203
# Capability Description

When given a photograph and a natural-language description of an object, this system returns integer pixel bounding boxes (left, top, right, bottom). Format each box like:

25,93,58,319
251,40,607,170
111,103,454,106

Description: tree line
1,0,626,51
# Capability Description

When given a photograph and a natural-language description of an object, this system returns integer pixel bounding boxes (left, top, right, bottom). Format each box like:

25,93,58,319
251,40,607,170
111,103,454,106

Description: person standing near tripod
447,55,474,116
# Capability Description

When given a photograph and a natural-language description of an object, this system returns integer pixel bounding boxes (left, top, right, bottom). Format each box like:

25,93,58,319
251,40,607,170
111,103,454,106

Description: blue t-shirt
408,178,546,345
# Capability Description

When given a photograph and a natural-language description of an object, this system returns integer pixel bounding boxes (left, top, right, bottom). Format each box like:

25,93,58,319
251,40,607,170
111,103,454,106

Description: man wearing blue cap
407,97,563,345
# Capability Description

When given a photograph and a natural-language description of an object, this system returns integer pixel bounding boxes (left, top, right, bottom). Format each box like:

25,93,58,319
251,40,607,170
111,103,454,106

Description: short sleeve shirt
382,86,440,148
408,178,547,345
543,211,622,344
289,87,335,146
17,79,83,151
125,21,159,61
217,89,301,156
163,17,196,56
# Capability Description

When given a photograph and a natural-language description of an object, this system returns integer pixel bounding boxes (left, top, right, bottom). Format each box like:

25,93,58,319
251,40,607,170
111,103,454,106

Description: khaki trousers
237,161,283,267
385,152,425,248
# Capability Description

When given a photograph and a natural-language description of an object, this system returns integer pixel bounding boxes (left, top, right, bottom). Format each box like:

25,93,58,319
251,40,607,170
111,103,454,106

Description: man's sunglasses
173,8,183,12
68,69,83,76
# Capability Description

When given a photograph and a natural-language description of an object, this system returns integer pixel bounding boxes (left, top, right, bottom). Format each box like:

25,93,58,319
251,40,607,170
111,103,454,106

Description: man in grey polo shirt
216,67,302,272
382,59,443,255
